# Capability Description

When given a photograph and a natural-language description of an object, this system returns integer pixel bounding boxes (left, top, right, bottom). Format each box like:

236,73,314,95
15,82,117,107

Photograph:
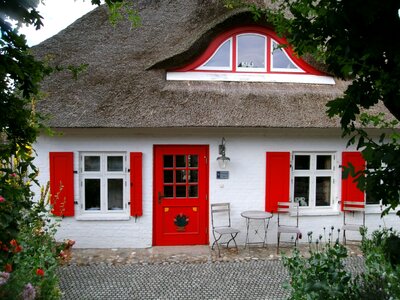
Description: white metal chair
211,203,240,257
342,201,365,245
277,202,302,254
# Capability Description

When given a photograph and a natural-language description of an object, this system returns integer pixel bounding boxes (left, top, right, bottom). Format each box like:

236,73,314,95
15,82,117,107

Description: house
33,0,398,248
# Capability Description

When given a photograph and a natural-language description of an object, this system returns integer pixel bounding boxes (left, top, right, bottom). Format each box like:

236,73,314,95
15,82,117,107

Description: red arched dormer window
166,26,334,85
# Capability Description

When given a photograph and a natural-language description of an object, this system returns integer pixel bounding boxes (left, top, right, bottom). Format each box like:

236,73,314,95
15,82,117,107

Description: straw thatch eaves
32,0,383,129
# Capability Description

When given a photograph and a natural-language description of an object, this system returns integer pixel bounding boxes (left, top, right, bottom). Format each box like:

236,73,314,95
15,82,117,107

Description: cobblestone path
59,256,364,300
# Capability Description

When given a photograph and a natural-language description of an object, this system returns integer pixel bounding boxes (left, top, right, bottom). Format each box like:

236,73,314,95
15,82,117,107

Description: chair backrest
277,202,299,227
343,201,365,225
211,203,232,229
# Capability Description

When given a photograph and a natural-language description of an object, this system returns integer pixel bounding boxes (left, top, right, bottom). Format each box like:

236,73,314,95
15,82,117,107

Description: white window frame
77,152,129,220
291,152,337,215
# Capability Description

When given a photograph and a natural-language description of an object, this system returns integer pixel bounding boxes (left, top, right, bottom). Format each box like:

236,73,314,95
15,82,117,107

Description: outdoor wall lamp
216,137,230,169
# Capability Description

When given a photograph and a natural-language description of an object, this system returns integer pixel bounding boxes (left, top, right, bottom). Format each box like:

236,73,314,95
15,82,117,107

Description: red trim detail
130,152,143,217
171,25,325,76
266,152,291,213
49,152,74,217
341,152,365,211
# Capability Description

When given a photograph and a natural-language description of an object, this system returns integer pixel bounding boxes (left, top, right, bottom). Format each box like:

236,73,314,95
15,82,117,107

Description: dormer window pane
237,34,265,70
201,39,231,69
272,41,300,70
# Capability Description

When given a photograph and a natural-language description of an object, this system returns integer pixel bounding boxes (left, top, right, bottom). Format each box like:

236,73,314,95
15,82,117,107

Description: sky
19,0,96,46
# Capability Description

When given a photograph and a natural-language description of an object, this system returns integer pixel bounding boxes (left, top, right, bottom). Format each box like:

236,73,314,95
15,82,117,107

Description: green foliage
283,228,360,300
345,113,400,216
358,228,400,299
0,184,63,299
284,227,400,300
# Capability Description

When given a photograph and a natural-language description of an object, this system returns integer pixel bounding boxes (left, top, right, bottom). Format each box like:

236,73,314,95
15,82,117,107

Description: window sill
75,213,130,221
167,71,335,85
293,208,340,217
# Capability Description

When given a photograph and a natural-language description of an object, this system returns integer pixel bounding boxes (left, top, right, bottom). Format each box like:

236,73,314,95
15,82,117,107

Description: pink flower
0,196,5,203
10,173,16,177
22,283,36,300
0,272,10,286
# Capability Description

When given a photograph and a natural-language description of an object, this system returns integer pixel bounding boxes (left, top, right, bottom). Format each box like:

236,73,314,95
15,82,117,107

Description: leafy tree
226,0,400,215
0,1,137,295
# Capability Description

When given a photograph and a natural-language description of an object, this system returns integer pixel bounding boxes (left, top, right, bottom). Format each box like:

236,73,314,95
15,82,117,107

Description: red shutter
130,152,143,217
49,152,74,216
341,151,365,210
266,152,291,212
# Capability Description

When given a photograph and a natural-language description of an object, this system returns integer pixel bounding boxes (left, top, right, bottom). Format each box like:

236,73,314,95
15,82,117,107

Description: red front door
153,145,209,246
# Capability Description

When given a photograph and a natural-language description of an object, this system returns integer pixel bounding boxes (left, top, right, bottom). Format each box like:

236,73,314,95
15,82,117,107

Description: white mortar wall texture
34,129,400,248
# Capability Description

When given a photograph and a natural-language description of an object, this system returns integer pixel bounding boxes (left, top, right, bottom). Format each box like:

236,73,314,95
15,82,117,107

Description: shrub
283,227,360,300
0,184,65,299
357,227,400,299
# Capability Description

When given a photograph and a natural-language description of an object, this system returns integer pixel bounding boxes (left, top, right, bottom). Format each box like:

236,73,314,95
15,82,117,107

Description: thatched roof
32,0,376,129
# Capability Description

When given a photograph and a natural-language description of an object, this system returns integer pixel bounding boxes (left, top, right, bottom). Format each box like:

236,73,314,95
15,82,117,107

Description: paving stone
59,244,364,299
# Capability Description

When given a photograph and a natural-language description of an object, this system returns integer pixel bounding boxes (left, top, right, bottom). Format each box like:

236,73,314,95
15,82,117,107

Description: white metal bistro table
241,210,273,248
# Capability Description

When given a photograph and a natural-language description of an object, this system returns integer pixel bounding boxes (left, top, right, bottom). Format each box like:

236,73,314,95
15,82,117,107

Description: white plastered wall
33,128,399,248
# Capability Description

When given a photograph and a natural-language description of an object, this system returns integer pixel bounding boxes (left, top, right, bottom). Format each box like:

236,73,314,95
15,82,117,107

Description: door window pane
316,177,331,206
164,186,173,198
188,170,198,183
176,186,186,198
203,39,231,68
189,185,198,198
317,155,332,170
107,156,123,172
176,170,186,183
108,179,123,210
294,177,309,206
164,170,173,183
295,155,310,170
85,179,101,210
84,156,100,172
237,34,266,69
176,155,186,167
188,155,198,167
163,155,173,168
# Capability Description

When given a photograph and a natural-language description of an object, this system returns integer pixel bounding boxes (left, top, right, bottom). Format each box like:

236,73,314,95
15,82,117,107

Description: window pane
295,155,310,170
294,177,309,206
203,39,231,68
164,170,173,183
176,155,186,167
84,156,100,172
163,155,173,168
108,179,123,210
176,186,186,198
164,186,173,198
188,170,198,183
317,155,332,170
85,179,101,210
366,193,380,205
316,177,331,206
237,34,265,69
107,156,123,172
176,170,186,183
188,155,198,167
189,185,198,198
272,41,298,69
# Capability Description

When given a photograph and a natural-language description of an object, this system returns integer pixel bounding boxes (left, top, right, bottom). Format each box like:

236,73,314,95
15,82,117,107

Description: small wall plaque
216,171,229,179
